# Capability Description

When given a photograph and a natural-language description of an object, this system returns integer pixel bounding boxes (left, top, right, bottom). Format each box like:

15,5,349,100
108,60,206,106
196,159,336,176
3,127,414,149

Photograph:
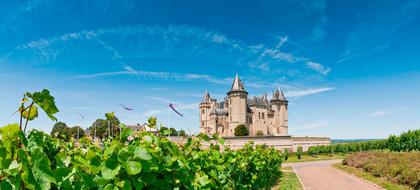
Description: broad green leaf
32,149,56,189
101,156,121,180
22,105,38,121
125,161,142,175
80,173,96,189
26,89,59,121
0,180,12,190
130,146,152,160
0,124,20,141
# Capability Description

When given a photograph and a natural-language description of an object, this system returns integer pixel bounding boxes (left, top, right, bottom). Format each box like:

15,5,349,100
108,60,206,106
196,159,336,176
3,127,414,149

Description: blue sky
1,0,420,138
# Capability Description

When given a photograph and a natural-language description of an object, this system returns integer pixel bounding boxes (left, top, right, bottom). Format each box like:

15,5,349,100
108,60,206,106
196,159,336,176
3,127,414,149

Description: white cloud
123,65,138,74
212,34,227,43
306,61,331,75
71,71,134,79
285,87,334,97
71,66,233,85
371,110,391,117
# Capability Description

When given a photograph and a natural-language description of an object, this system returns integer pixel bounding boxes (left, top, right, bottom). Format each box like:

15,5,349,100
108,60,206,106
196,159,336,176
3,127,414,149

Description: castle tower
199,90,213,134
227,74,248,135
270,88,288,135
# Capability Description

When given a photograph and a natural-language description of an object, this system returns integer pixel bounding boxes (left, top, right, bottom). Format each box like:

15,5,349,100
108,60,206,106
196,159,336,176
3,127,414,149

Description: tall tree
51,121,68,138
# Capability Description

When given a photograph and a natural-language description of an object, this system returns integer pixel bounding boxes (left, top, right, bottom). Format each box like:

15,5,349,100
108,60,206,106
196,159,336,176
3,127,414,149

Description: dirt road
283,160,383,190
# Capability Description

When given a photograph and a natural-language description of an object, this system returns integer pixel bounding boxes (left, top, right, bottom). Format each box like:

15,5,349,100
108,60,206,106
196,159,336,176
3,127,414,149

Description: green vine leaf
22,105,38,121
26,89,59,122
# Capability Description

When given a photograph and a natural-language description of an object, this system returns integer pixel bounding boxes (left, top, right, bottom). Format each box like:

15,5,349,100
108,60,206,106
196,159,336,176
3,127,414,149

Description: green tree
88,119,108,140
51,122,68,137
234,124,249,136
69,126,85,139
169,127,178,136
178,130,186,137
87,113,121,140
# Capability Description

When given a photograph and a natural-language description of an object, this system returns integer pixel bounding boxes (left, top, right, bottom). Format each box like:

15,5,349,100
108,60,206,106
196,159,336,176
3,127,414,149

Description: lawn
275,166,303,190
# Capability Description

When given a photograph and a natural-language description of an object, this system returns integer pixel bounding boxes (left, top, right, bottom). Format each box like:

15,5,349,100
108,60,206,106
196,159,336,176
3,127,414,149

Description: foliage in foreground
308,129,420,156
0,123,282,189
343,152,420,188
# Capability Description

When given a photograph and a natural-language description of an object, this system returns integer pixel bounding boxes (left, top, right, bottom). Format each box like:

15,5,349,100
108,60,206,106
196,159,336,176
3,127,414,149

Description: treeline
308,129,420,156
50,122,85,140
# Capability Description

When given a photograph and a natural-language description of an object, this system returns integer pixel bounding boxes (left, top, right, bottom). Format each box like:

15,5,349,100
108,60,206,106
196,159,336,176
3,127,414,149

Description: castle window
262,113,265,119
202,110,204,114
258,112,261,119
201,121,204,127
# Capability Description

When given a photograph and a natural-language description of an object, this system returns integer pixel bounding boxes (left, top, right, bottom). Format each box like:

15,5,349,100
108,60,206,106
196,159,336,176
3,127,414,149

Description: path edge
292,166,307,190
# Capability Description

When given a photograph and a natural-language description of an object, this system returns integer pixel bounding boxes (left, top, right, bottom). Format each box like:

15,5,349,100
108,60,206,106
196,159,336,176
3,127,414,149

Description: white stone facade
199,74,288,137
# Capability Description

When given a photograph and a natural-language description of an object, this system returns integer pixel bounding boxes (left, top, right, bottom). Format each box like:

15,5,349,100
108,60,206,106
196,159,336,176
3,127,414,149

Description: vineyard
343,152,420,188
0,89,283,189
308,129,420,156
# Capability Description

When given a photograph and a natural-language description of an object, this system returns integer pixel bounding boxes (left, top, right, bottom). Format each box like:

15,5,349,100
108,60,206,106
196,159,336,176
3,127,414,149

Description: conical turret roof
230,74,246,92
272,87,286,101
201,90,211,103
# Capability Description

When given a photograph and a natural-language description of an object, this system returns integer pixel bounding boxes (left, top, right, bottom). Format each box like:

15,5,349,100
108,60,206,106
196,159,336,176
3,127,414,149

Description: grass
333,163,413,190
283,153,346,163
274,166,303,190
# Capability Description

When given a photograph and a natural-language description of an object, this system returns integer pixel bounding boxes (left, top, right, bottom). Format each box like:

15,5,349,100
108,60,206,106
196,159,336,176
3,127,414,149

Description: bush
297,146,303,159
283,148,289,160
343,152,420,188
234,124,249,136
256,130,264,136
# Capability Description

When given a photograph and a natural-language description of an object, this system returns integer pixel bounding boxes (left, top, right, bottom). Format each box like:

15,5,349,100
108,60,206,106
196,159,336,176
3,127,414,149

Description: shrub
256,130,264,136
234,124,249,136
297,146,303,159
283,148,289,160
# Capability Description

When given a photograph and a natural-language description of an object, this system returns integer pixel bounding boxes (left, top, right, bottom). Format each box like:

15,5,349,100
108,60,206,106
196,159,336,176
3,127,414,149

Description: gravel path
283,160,384,190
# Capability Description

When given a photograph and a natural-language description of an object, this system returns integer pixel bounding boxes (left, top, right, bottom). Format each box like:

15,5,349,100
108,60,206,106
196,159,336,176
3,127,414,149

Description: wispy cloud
148,96,198,111
306,61,331,75
371,110,391,117
8,25,330,79
71,71,135,79
285,87,334,97
70,66,232,85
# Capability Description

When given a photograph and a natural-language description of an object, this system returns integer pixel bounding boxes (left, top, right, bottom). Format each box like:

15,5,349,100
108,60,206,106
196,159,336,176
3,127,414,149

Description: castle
199,74,288,137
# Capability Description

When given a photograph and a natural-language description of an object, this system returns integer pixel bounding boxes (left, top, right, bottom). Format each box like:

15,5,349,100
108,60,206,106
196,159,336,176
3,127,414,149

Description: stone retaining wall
169,135,331,152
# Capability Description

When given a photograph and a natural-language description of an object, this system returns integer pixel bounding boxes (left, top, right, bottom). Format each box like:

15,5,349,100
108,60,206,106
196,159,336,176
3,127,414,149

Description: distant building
199,74,288,137
126,123,158,133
